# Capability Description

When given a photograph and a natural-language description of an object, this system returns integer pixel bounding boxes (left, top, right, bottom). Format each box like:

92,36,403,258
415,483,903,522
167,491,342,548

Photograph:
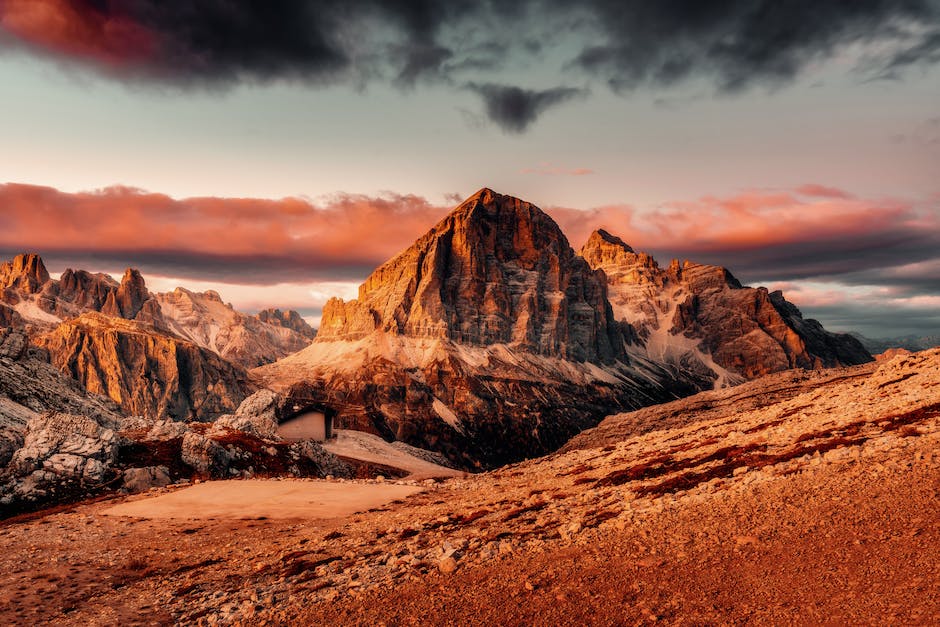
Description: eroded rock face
318,188,622,363
34,312,251,421
580,229,872,380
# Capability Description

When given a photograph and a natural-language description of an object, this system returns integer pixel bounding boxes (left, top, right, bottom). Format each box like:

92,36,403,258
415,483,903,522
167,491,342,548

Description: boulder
122,466,172,492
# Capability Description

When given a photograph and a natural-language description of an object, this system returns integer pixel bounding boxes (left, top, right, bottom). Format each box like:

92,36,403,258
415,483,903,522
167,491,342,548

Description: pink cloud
547,189,933,258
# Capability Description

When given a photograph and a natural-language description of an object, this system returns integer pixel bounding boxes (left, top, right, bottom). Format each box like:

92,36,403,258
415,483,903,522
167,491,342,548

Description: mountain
581,229,872,381
33,313,251,421
257,190,873,468
851,332,940,354
154,288,313,368
0,253,313,369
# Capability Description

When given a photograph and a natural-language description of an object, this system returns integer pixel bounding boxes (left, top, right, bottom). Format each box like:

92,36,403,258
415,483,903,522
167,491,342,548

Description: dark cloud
3,1,940,132
568,0,940,92
465,83,586,133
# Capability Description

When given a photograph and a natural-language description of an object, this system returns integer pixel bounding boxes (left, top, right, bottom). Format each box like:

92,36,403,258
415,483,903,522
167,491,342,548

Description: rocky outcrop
1,390,353,515
1,327,123,470
318,188,622,363
580,229,872,380
257,308,317,339
2,412,121,508
0,253,49,293
34,312,251,421
211,389,281,439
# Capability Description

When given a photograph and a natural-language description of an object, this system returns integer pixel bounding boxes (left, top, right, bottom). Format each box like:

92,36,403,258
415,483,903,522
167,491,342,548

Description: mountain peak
580,229,646,274
585,229,635,253
0,252,50,292
318,189,623,362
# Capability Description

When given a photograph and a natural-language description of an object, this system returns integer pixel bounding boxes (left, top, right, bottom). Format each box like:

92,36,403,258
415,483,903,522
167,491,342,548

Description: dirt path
101,479,423,520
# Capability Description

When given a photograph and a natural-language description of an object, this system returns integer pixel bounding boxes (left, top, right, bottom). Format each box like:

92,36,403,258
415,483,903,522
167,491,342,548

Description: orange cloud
0,183,447,282
548,188,929,256
2,182,937,289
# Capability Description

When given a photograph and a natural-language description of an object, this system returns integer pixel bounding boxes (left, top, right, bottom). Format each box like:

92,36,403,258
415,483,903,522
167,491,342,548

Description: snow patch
432,398,463,432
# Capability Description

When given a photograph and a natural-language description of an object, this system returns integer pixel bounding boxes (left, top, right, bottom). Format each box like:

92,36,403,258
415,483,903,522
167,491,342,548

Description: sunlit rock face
34,313,251,422
580,228,872,380
318,188,623,363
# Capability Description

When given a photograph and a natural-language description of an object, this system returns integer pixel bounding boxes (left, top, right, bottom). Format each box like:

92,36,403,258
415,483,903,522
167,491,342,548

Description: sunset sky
1,1,938,337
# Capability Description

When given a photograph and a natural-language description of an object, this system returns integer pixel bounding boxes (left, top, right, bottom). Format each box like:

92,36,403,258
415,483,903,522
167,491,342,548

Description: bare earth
0,350,938,625
101,480,424,520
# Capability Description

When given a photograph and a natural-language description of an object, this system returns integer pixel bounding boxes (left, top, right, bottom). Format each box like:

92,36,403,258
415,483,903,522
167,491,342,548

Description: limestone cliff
34,313,251,421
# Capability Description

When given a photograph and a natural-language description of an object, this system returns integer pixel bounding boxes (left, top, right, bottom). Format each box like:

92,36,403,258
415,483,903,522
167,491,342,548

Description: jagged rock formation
0,253,49,292
0,253,313,368
580,229,872,380
256,190,707,469
0,253,313,423
154,288,313,368
257,308,317,339
33,313,251,421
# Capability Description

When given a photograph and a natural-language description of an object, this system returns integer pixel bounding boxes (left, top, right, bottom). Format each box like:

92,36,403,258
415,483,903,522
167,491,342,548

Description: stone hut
277,402,336,442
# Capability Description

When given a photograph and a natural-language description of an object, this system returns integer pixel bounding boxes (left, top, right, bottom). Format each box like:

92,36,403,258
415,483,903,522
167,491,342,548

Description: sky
0,1,939,338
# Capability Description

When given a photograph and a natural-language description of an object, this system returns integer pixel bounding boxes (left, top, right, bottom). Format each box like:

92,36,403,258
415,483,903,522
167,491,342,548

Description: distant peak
587,229,634,253
465,187,499,202
0,252,50,291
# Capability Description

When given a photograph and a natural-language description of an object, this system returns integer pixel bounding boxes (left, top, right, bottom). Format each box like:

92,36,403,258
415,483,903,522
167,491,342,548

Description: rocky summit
255,189,868,469
581,228,871,381
317,188,622,362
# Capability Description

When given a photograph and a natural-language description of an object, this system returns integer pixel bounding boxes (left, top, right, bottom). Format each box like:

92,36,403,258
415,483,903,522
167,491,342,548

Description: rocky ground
0,349,937,625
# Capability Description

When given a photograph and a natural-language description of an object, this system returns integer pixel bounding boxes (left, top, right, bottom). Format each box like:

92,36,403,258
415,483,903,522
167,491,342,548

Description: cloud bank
2,1,939,132
1,181,937,335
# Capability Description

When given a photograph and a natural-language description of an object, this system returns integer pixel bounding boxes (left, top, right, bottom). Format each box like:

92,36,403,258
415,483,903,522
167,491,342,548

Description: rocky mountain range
1,188,873,477
581,229,871,382
0,253,314,368
255,189,871,469
851,332,940,354
0,253,320,421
